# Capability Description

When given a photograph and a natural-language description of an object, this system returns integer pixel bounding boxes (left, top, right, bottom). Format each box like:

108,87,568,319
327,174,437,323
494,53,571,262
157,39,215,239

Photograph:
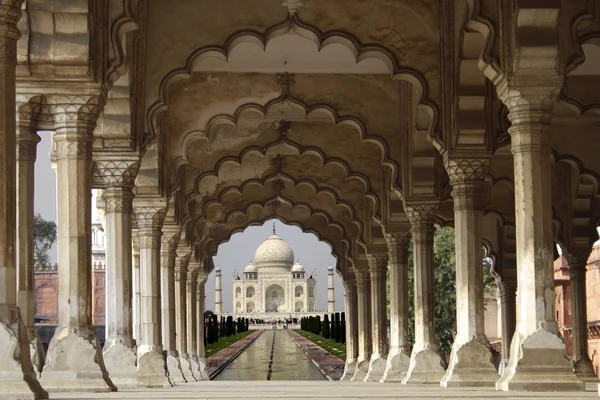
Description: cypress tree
207,316,214,344
212,315,219,342
323,314,330,339
334,312,341,343
341,312,346,343
204,316,208,346
316,316,321,335
330,313,335,338
237,317,241,334
226,316,233,336
246,318,249,331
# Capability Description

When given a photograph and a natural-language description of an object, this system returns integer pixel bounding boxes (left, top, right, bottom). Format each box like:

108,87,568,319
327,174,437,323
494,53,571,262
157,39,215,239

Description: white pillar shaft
345,283,358,361
369,266,388,356
160,251,176,351
388,237,410,353
186,278,197,356
175,270,188,353
412,223,436,351
512,132,557,335
132,236,140,342
452,183,486,344
104,190,134,348
571,266,588,360
54,131,94,334
16,132,39,337
138,233,163,354
196,282,205,358
356,272,372,361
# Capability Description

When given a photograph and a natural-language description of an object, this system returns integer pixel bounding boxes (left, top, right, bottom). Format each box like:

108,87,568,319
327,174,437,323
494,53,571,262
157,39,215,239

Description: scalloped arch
147,15,438,151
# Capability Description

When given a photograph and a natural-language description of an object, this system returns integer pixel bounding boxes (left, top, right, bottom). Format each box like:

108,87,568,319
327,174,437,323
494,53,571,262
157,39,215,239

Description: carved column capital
354,268,370,288
15,131,40,162
175,253,191,281
93,159,139,189
383,231,411,248
134,206,166,249
496,76,564,154
445,158,491,186
47,95,102,137
161,226,180,257
0,3,23,65
365,252,388,274
404,201,438,233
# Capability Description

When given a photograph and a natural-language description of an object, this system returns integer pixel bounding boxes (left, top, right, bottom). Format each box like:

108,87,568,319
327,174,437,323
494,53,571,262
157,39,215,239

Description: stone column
175,253,194,381
402,203,445,384
441,159,498,387
196,274,209,380
495,79,582,391
41,96,115,392
0,3,47,397
186,265,202,379
97,160,139,389
16,127,45,374
382,231,411,382
565,251,596,381
214,267,222,314
365,251,389,382
328,265,335,313
132,232,141,342
160,225,186,384
341,278,358,380
351,268,372,381
496,279,516,373
134,206,171,387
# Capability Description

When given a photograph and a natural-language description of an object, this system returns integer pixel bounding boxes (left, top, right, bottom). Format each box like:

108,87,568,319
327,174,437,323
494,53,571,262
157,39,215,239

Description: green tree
33,213,57,268
389,226,496,356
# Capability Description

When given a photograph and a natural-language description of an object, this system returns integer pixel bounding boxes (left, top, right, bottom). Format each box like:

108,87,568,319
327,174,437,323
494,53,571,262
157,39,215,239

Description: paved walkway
206,330,263,378
215,329,325,380
287,329,345,380
53,381,599,399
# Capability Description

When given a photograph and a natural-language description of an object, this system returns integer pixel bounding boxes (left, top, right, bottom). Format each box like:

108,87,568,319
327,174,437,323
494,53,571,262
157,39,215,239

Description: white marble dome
244,262,257,273
254,232,294,273
292,261,305,272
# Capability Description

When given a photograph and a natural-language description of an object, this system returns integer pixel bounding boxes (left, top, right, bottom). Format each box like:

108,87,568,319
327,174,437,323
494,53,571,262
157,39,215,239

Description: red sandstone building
555,244,600,378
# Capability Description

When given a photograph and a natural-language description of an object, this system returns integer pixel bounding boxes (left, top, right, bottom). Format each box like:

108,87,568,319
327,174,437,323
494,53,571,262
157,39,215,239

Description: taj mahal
214,225,336,319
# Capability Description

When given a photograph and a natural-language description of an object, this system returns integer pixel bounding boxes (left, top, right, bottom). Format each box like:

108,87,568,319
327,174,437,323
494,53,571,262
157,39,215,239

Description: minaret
327,264,335,312
215,266,223,314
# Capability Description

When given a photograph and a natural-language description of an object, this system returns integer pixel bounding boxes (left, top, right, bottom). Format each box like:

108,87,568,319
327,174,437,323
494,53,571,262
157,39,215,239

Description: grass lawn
294,330,346,361
205,330,255,358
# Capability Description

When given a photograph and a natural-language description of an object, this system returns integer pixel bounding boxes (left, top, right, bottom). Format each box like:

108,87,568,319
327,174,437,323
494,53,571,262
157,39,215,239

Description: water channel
215,330,326,381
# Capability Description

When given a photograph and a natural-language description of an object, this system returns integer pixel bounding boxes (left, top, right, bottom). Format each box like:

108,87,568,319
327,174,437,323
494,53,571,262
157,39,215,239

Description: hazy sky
34,133,345,313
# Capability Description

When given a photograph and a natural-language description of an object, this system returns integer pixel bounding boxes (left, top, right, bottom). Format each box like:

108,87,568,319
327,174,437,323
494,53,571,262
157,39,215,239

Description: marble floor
53,381,599,400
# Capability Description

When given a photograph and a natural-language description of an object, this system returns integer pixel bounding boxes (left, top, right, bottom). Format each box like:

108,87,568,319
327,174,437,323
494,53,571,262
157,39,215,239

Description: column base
0,306,48,399
574,357,599,382
440,338,498,387
40,329,116,392
350,357,370,381
189,355,201,380
197,357,209,380
165,351,187,385
402,347,445,384
178,352,196,382
381,349,410,383
103,342,138,390
137,349,172,388
340,359,356,381
364,353,387,382
29,333,45,378
190,355,208,380
496,328,584,391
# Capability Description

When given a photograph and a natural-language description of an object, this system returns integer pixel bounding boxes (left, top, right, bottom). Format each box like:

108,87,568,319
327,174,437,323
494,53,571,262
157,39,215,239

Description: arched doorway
265,284,284,312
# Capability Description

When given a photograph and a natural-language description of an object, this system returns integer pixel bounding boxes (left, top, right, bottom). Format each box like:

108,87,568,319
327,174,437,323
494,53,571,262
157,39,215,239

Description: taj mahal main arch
1,0,600,398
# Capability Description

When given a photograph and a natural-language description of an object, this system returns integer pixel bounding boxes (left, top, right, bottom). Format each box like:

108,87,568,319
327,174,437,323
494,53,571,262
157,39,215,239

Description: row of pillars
339,81,594,389
0,6,213,397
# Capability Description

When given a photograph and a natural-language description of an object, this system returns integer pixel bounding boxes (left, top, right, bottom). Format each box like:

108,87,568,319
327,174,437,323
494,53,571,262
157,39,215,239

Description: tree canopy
33,213,57,268
387,226,496,356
